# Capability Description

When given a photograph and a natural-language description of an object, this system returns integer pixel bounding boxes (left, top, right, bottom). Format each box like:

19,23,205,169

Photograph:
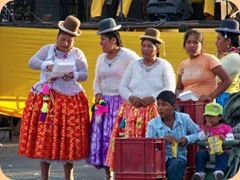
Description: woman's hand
129,96,142,108
141,96,155,107
62,72,74,81
175,88,182,98
95,93,103,104
46,64,53,72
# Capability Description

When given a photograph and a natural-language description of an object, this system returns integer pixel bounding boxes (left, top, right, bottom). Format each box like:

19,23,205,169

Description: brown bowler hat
58,15,81,36
140,28,164,44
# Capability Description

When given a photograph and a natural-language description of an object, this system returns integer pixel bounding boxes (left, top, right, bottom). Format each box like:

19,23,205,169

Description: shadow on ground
0,132,106,180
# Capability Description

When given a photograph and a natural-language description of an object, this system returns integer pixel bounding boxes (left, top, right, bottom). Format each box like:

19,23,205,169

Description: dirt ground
0,131,106,180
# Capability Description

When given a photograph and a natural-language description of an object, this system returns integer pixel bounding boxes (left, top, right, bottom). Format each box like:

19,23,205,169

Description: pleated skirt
18,90,90,161
105,102,158,169
88,95,123,168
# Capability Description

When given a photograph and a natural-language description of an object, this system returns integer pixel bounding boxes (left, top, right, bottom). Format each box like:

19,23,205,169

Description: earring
224,31,228,39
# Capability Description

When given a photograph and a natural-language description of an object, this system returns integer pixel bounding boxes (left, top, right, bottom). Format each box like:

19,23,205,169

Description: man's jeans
166,157,187,180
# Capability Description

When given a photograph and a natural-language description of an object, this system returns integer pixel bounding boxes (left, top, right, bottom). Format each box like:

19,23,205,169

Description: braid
113,31,123,47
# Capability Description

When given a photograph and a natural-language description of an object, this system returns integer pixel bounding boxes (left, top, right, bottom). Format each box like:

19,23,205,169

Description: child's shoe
191,172,205,180
213,170,224,180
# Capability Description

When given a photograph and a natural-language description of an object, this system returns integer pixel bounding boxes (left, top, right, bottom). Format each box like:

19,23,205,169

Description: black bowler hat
215,19,240,35
96,18,121,35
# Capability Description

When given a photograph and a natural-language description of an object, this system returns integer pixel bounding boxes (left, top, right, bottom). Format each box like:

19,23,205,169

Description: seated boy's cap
204,103,223,116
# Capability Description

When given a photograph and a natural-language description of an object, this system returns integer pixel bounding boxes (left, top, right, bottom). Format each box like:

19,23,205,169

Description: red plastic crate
177,101,206,126
177,101,206,175
186,144,198,167
115,138,166,180
184,166,195,180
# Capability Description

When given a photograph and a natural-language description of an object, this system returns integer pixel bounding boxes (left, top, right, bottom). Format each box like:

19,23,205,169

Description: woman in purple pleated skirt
87,18,139,179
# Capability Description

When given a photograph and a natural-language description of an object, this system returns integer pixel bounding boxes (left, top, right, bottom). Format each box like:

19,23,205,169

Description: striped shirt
146,112,200,161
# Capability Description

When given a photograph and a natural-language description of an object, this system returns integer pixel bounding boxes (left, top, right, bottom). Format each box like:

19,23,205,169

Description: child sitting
192,102,234,180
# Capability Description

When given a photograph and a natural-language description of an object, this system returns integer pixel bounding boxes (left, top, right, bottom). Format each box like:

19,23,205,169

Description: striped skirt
18,90,90,161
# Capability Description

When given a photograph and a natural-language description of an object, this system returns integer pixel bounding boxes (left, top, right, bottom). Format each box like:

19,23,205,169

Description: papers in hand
178,90,199,101
52,61,75,73
47,61,74,79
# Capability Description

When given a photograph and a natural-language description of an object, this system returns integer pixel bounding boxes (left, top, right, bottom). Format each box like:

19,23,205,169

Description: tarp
0,26,217,117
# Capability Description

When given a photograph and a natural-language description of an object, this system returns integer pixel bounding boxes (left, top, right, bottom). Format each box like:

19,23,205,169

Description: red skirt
18,90,90,161
105,102,158,169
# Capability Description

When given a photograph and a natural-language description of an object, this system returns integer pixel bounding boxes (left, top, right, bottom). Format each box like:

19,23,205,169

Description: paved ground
0,131,106,180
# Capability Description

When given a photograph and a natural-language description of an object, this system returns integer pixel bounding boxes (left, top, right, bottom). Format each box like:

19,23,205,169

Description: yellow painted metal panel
0,26,217,117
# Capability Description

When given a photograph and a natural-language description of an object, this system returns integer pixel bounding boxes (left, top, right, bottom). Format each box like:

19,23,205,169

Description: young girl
192,103,234,180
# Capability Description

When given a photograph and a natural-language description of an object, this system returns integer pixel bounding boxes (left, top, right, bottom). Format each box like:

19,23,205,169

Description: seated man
146,90,200,180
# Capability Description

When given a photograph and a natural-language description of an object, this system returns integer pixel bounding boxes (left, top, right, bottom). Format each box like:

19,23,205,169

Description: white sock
213,170,224,178
194,172,206,179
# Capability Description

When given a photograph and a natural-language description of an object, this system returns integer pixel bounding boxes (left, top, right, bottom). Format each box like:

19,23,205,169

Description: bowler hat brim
140,35,164,44
215,27,240,35
96,25,121,35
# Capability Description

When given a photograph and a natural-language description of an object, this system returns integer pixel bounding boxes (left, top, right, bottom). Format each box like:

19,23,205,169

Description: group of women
18,14,240,180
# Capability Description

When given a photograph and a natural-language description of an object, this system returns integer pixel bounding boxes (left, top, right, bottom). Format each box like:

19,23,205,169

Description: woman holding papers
87,18,139,180
176,29,231,103
18,15,90,180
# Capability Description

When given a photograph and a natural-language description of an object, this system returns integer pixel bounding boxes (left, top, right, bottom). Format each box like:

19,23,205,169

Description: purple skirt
88,95,123,168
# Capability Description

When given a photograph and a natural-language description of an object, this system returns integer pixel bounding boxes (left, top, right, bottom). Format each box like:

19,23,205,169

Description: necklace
139,59,160,72
54,46,71,60
104,49,122,67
